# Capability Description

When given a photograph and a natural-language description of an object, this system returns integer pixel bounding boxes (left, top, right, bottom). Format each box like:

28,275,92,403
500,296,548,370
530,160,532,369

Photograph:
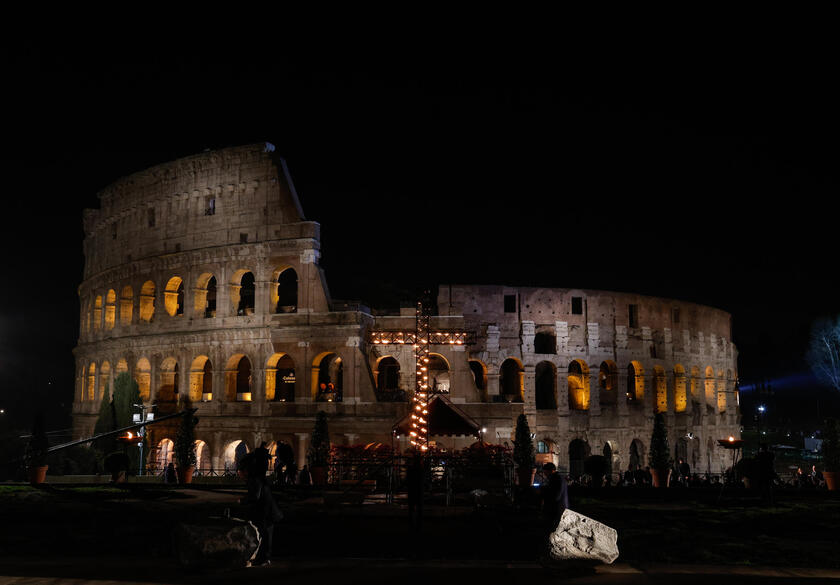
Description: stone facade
73,143,740,477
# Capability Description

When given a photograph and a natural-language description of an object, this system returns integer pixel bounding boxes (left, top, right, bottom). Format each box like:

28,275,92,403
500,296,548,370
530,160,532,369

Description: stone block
174,517,261,570
549,509,619,564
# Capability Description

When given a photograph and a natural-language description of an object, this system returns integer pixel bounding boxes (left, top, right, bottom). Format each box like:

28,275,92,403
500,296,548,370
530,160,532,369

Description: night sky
2,33,838,433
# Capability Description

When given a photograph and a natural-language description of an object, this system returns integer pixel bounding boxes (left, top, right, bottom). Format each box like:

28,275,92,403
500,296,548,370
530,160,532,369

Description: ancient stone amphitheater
73,143,740,478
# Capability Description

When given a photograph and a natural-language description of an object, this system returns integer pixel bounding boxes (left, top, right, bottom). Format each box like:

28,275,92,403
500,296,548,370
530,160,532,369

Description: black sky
2,30,838,431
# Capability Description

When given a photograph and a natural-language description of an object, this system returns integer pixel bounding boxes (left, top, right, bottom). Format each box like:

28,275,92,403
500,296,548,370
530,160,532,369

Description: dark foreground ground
1,483,839,583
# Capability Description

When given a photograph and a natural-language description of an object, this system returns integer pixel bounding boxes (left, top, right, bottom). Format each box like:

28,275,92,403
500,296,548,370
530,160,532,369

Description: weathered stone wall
73,144,740,477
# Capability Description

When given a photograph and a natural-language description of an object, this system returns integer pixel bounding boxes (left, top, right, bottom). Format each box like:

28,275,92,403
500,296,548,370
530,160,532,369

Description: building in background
73,143,740,477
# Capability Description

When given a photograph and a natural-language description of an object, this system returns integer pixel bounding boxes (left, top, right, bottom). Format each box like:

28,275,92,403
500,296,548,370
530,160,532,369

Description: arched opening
158,357,179,403
599,361,618,405
93,295,102,331
534,332,556,354
717,370,727,412
654,365,667,413
164,277,185,317
120,286,133,326
135,358,151,401
500,358,523,402
156,438,174,472
223,440,249,472
627,361,644,403
568,360,590,410
267,353,296,402
116,358,128,375
99,361,111,401
428,354,450,393
189,356,213,402
629,438,644,471
568,439,591,481
314,352,343,402
376,356,400,392
468,360,487,396
232,271,255,316
87,362,96,401
194,273,217,318
195,440,211,474
704,366,716,409
674,365,687,413
535,361,557,410
225,355,252,401
105,289,116,330
139,280,155,323
274,267,298,313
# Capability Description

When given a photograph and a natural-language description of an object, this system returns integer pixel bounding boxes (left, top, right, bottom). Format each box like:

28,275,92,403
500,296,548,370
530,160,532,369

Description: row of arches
370,354,732,413
81,267,298,333
79,351,344,404
548,435,708,480
472,358,732,413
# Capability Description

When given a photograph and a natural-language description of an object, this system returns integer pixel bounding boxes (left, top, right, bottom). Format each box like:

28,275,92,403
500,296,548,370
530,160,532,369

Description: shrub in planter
513,414,536,487
175,408,198,483
735,456,759,488
308,411,331,485
648,413,671,487
104,452,130,483
26,413,50,484
822,418,840,490
584,454,609,487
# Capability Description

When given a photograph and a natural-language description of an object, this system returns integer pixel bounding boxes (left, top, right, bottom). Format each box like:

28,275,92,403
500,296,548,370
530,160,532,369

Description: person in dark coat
539,462,569,562
406,455,424,531
540,462,569,531
238,454,282,566
253,442,271,477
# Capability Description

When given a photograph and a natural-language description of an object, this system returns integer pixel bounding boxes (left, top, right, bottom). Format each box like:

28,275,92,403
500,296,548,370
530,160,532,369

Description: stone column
523,364,536,429
255,278,271,315
295,433,310,470
487,369,500,401
557,369,569,411
589,369,601,417
617,370,629,418
217,266,231,318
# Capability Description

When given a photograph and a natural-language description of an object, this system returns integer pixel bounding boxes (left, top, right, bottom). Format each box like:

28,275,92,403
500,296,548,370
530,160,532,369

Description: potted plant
513,414,536,488
174,408,198,484
648,413,671,488
104,451,130,483
735,456,759,489
822,418,840,491
308,410,331,485
26,414,49,485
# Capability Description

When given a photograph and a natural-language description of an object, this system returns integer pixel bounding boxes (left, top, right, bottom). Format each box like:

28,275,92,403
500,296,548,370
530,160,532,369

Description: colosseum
73,142,741,478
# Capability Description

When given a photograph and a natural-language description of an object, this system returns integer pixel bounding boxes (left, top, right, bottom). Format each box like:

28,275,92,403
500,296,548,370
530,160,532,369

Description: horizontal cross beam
367,330,475,346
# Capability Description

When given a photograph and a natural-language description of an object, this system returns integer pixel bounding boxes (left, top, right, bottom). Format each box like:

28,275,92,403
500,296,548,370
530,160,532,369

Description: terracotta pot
651,468,671,488
28,465,48,485
825,471,839,491
518,467,536,487
310,465,328,486
177,465,195,485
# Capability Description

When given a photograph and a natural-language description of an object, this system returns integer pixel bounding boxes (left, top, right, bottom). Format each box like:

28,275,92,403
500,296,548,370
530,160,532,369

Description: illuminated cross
368,291,473,452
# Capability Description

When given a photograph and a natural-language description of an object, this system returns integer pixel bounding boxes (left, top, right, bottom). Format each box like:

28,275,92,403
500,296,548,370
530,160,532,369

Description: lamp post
132,404,155,476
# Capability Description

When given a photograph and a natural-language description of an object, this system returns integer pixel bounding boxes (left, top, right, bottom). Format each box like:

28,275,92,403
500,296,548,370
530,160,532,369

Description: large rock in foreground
549,509,619,564
174,517,261,570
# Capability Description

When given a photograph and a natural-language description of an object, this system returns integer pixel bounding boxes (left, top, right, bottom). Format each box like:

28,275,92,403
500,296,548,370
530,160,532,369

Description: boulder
548,509,619,564
174,516,261,570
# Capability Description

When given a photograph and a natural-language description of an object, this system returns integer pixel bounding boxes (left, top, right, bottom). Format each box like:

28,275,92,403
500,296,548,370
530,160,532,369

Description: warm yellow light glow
728,436,735,442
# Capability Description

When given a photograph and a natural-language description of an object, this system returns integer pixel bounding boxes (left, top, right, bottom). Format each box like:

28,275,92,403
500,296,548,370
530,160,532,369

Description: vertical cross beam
410,293,432,451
